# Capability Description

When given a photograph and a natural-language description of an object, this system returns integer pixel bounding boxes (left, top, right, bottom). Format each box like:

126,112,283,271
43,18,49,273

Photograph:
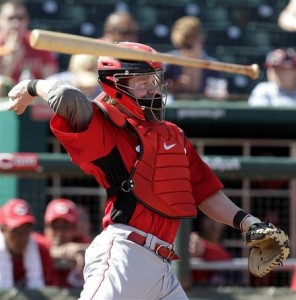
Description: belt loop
144,233,154,249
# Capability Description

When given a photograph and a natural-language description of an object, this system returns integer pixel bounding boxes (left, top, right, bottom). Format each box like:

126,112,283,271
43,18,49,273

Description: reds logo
14,203,29,216
0,153,39,171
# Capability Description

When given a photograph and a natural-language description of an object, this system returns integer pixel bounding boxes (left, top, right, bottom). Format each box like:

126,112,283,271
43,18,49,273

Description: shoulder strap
94,98,127,128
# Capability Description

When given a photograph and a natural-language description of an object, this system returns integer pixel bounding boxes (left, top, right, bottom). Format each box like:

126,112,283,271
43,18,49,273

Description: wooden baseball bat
30,29,260,79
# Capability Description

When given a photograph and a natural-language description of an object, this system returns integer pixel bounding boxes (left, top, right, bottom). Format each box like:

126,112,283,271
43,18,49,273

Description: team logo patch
13,204,29,216
54,204,69,215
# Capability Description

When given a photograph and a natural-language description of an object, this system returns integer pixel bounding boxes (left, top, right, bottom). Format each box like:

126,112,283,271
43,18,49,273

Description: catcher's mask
97,42,167,122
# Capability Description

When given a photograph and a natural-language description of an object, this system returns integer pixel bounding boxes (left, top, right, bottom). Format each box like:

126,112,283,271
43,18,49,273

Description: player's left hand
243,222,290,277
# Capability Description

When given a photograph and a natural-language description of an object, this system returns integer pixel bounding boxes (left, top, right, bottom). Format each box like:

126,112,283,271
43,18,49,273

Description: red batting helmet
97,42,167,122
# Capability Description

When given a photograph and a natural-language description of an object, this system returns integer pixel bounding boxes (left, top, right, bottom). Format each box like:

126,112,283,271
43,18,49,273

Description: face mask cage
113,68,167,122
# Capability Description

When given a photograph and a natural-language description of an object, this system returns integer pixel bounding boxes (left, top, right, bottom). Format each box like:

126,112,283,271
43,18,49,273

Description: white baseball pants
78,223,188,300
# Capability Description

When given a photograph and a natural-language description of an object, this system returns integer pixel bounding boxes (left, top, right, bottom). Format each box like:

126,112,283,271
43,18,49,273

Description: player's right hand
8,80,35,115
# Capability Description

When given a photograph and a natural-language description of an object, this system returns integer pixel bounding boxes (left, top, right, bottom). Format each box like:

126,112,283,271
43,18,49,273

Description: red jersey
191,239,232,283
51,267,84,288
291,267,296,291
48,239,89,288
13,232,54,286
0,31,58,81
50,105,223,244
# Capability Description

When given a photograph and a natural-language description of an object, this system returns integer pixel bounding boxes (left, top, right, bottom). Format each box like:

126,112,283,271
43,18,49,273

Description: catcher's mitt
243,222,290,277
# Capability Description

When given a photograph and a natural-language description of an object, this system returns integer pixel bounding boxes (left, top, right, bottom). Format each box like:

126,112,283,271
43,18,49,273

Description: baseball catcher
243,220,290,277
7,41,290,299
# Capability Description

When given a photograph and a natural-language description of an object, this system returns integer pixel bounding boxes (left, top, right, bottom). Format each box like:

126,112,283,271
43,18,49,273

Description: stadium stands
24,0,293,93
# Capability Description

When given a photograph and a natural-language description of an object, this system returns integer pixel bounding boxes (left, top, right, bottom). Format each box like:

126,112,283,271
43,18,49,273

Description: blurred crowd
1,0,295,104
0,198,91,289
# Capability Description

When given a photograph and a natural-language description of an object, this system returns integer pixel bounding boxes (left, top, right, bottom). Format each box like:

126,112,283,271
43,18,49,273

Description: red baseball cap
44,198,78,224
0,198,35,230
265,48,296,69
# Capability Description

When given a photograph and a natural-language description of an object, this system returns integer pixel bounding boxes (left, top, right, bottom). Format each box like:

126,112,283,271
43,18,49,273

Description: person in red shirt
74,204,93,244
43,198,90,288
7,42,287,299
189,231,232,285
0,198,53,288
190,213,233,285
0,0,58,82
291,267,296,291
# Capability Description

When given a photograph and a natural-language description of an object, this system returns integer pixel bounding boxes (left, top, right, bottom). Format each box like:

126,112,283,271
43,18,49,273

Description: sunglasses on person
46,222,75,231
112,29,138,36
5,224,33,236
7,14,28,21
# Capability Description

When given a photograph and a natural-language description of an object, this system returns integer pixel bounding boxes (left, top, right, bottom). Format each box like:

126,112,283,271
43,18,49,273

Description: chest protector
96,99,197,218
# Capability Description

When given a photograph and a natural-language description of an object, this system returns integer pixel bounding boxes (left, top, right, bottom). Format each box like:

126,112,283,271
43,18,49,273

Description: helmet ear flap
99,81,146,121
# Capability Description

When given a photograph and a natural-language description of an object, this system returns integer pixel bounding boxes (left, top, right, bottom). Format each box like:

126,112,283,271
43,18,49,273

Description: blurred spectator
0,74,15,97
248,48,296,106
195,212,227,244
44,198,90,288
248,49,293,245
47,54,100,99
0,198,53,288
100,11,139,43
291,267,296,291
74,204,93,243
51,11,140,101
190,212,233,285
165,16,228,102
189,231,232,285
278,0,296,32
0,0,58,82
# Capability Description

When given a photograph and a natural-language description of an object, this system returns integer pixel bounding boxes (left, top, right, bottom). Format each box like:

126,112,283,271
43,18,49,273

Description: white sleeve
248,82,272,106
